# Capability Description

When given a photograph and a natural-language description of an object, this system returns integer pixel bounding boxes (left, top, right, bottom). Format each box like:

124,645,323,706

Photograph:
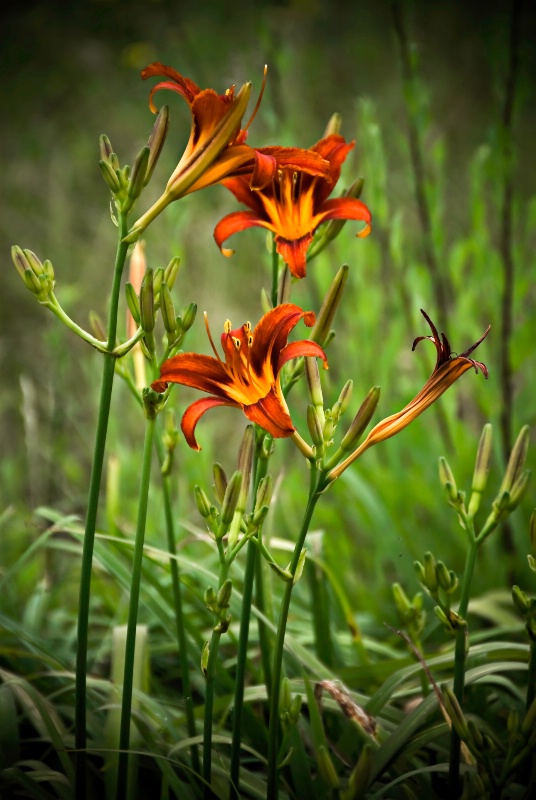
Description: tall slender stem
75,212,130,797
266,476,323,799
155,435,200,776
270,238,279,309
116,414,156,800
229,447,269,798
448,535,479,799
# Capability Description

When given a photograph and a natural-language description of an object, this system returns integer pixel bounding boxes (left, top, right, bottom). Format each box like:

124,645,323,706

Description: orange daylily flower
151,304,328,450
329,310,490,480
126,64,329,240
214,133,372,279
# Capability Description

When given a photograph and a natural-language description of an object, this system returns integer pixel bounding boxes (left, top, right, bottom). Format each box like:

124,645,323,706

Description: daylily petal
316,197,372,234
152,353,235,397
243,386,295,438
275,235,312,279
256,146,330,176
181,397,240,451
214,210,270,256
277,340,328,373
141,62,201,110
250,304,316,377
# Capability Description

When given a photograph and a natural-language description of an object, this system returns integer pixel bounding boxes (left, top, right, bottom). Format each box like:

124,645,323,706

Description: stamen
243,65,267,132
243,321,251,333
224,319,232,333
248,335,254,347
232,337,241,349
204,311,224,363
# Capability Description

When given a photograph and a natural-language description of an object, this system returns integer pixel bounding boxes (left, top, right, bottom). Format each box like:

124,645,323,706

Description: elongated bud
438,457,461,505
340,386,380,452
159,283,177,334
204,586,217,610
164,256,180,290
236,426,255,512
442,685,470,739
217,579,233,609
332,380,353,421
414,560,426,585
220,471,243,527
254,475,273,513
43,259,55,283
140,268,155,332
180,302,197,333
201,641,210,677
316,745,340,790
323,112,342,137
498,425,530,497
281,677,291,711
99,158,121,193
127,145,150,203
99,133,113,161
508,470,531,510
512,585,529,615
310,264,348,346
472,424,493,494
289,694,302,724
144,104,169,186
125,282,141,325
23,268,42,294
436,561,453,592
307,404,324,447
11,245,29,278
424,551,438,593
305,357,324,412
292,548,307,585
153,266,165,301
89,310,106,341
392,582,411,615
260,287,273,315
213,463,228,504
194,485,212,519
23,249,45,276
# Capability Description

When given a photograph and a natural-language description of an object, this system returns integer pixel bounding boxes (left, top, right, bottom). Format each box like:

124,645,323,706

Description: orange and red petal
190,89,235,149
256,146,331,177
311,135,356,203
181,397,240,450
214,210,271,255
243,388,295,438
317,197,372,232
275,235,313,279
152,353,234,397
220,175,266,213
277,340,328,373
141,62,201,111
250,304,315,377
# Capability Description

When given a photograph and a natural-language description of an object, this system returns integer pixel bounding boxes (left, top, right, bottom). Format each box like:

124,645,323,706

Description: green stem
116,414,156,800
448,534,479,799
526,640,536,712
229,448,269,798
270,237,279,309
46,293,106,350
155,435,200,777
267,474,323,799
75,211,129,797
203,560,229,800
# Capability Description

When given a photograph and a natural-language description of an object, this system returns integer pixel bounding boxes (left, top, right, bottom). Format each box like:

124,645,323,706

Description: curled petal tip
357,223,372,239
222,247,234,257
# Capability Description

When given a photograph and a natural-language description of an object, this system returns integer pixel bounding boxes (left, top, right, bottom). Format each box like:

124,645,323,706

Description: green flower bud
99,134,113,161
508,470,531,510
204,586,217,610
281,677,291,711
99,158,121,193
11,245,28,279
467,424,493,519
125,282,141,326
194,485,212,519
392,582,411,615
323,112,342,137
305,357,324,413
340,386,380,452
237,426,255,512
180,302,197,333
43,259,55,284
140,268,155,332
23,249,45,276
289,694,302,724
436,560,456,593
424,551,438,593
108,151,120,172
442,685,470,740
23,267,42,295
164,256,180,290
254,475,273,515
438,457,461,506
307,404,324,447
144,104,169,186
201,641,210,677
512,585,529,615
414,560,426,585
89,310,106,341
127,145,150,204
220,471,243,527
498,425,530,498
213,462,228,504
292,548,307,585
309,264,349,346
331,380,353,422
217,579,233,609
159,282,177,335
152,266,165,302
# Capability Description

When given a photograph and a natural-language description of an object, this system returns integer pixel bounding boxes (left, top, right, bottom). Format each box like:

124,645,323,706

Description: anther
224,319,232,333
232,337,241,349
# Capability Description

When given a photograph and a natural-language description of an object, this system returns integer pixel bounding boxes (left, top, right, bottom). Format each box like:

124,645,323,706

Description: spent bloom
214,133,372,278
151,304,327,449
329,310,490,480
127,64,329,240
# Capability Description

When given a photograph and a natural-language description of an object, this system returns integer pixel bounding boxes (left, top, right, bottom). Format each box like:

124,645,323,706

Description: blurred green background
1,0,535,613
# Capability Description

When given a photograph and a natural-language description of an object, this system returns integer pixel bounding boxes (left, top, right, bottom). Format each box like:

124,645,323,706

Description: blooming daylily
126,64,329,241
151,304,328,450
329,310,490,479
214,133,372,279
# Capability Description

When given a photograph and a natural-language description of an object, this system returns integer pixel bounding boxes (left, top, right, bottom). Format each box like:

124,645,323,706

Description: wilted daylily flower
328,310,490,480
126,64,329,241
151,304,328,450
214,133,372,278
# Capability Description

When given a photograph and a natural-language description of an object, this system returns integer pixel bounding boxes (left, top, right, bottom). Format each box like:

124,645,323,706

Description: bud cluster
279,677,302,733
414,551,460,633
12,246,55,303
204,579,233,634
391,582,426,644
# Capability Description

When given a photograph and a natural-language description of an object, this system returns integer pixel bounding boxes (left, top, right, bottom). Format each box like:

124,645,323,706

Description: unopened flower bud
392,582,411,615
23,268,42,295
204,586,217,610
498,425,530,498
180,302,197,333
140,268,155,332
23,249,45,276
99,158,121,193
89,310,106,341
127,145,150,204
153,266,165,301
310,265,348,346
260,287,272,315
254,475,273,514
471,423,493,496
323,112,342,138
292,548,307,585
424,551,438,593
305,357,324,413
125,282,141,326
144,104,169,186
414,560,426,585
220,471,243,527
332,380,353,421
340,386,381,452
11,245,28,279
441,685,470,739
99,134,113,161
159,282,177,334
213,463,228,504
201,641,210,676
438,457,461,505
237,426,255,511
43,259,55,283
194,485,212,519
512,585,529,615
307,404,324,447
164,256,180,290
217,579,233,609
508,470,531,510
